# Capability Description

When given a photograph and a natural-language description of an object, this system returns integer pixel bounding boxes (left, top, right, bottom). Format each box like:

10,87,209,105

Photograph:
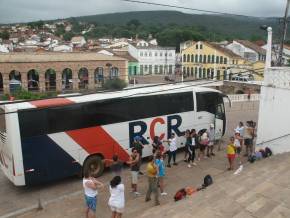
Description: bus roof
3,84,221,112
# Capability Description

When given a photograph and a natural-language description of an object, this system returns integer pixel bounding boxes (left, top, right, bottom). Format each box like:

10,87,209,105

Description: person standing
185,130,193,167
190,129,197,166
155,152,167,196
235,122,245,150
132,136,145,175
244,121,254,157
108,176,125,218
234,131,242,165
110,155,123,177
227,136,236,170
127,148,141,195
83,168,104,218
145,156,160,206
183,130,190,162
152,136,165,156
207,124,215,157
166,133,178,167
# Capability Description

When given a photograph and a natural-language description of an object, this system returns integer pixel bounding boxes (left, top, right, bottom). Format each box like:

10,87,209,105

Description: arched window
211,69,214,79
217,70,221,80
195,67,198,79
195,54,198,63
183,54,186,62
224,58,228,64
191,54,194,62
207,69,211,79
95,67,104,83
207,55,211,63
187,67,190,77
62,68,72,90
211,55,215,63
79,67,89,89
183,67,186,74
149,65,152,74
220,56,223,64
191,67,194,77
110,67,119,78
159,65,163,74
45,69,56,91
199,68,202,78
223,70,227,80
154,65,158,74
27,69,39,91
9,70,22,92
216,56,220,64
187,54,190,62
203,55,207,63
199,55,203,63
203,68,206,78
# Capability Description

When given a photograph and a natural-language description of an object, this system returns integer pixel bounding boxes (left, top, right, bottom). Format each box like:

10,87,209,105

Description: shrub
103,78,127,90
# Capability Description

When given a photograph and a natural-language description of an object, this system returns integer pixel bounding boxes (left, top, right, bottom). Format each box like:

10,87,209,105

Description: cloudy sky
0,0,287,23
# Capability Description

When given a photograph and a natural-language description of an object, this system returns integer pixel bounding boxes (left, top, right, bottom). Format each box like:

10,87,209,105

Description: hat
210,123,214,128
235,130,240,134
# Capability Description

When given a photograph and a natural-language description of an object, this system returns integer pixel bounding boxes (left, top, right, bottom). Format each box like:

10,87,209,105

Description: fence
227,94,260,102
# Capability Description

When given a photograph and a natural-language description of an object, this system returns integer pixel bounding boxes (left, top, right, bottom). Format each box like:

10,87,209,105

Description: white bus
0,84,227,186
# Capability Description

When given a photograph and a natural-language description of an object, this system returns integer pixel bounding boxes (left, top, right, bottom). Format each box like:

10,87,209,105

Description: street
0,101,259,218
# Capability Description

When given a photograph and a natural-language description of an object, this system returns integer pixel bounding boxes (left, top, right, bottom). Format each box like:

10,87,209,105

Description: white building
71,36,86,47
53,44,73,52
128,40,176,75
226,40,266,63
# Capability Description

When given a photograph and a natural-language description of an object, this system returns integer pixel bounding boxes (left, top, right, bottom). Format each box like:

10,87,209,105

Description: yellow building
250,61,265,81
181,41,249,80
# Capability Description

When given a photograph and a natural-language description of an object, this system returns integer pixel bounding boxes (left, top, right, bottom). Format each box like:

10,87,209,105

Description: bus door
214,94,226,139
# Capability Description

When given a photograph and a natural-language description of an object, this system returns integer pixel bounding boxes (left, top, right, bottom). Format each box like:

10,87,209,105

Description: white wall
226,41,258,62
256,67,290,154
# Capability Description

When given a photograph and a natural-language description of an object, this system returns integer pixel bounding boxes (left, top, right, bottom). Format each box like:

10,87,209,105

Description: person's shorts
131,171,138,184
158,176,164,183
236,147,241,154
227,154,235,161
85,195,97,212
200,144,206,151
244,139,253,146
110,206,124,213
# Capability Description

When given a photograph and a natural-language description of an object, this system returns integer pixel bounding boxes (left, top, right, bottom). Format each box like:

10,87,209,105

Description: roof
236,40,266,55
129,43,175,50
205,42,243,59
0,52,127,63
113,51,138,62
71,36,85,43
3,84,221,111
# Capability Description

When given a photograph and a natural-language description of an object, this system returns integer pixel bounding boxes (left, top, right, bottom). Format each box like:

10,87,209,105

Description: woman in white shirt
109,176,125,218
83,168,104,218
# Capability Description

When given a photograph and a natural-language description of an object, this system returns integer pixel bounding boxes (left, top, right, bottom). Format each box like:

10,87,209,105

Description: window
191,55,194,62
220,56,223,64
211,55,215,63
149,65,152,74
200,44,203,49
191,67,194,77
169,53,172,57
196,92,223,113
183,54,186,62
216,56,220,64
203,68,206,78
154,65,158,74
199,68,202,78
169,65,173,74
224,58,227,64
145,52,147,57
187,67,190,77
160,52,163,57
140,65,144,74
195,55,198,63
19,92,194,138
95,67,104,83
196,44,198,49
140,52,143,57
217,70,221,80
155,52,158,57
199,55,203,63
149,52,152,57
187,54,190,62
159,65,163,74
207,55,211,63
203,55,206,63
145,65,148,72
110,67,119,78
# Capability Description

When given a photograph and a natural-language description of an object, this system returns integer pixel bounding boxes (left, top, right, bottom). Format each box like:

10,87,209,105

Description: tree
103,78,127,90
63,32,74,41
0,30,10,40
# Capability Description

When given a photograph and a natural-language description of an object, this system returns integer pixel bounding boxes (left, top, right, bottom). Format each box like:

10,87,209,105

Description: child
108,176,125,218
199,131,209,160
234,131,242,165
227,137,236,170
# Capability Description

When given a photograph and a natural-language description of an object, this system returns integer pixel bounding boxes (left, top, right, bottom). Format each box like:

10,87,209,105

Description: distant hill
73,10,281,39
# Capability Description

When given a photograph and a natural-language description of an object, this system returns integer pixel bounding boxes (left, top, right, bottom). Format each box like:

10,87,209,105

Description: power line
121,0,255,18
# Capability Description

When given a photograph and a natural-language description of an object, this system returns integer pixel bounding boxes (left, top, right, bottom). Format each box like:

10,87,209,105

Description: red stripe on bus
66,127,130,161
30,98,74,108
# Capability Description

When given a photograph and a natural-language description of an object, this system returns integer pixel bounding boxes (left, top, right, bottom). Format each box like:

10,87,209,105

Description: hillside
73,10,280,39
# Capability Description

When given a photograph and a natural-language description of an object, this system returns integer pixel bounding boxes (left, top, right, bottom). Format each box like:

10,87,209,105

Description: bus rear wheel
83,155,104,178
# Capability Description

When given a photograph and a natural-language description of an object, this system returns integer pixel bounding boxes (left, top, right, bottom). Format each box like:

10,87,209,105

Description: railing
227,94,260,102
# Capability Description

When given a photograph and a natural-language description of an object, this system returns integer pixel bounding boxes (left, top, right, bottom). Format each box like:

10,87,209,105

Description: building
128,40,176,75
181,41,248,80
0,52,128,94
71,36,86,48
226,40,266,62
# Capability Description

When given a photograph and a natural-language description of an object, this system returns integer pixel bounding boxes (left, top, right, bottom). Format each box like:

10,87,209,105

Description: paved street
0,101,259,218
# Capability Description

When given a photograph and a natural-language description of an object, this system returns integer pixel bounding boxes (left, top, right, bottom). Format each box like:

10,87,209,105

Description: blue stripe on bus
21,135,81,185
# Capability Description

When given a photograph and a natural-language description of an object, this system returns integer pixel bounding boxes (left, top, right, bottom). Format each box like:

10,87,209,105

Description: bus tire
83,155,104,178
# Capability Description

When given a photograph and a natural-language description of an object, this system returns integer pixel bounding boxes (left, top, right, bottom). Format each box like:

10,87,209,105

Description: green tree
103,78,127,90
0,30,10,40
63,32,74,41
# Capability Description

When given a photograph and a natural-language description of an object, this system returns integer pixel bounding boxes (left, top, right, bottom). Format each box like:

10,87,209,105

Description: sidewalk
17,145,236,218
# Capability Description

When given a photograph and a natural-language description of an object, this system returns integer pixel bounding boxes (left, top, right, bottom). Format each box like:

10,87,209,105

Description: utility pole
278,0,290,66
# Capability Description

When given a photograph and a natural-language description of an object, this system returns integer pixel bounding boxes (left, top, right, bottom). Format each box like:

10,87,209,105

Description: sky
0,0,287,24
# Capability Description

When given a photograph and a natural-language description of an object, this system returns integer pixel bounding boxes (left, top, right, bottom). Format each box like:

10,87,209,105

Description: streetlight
260,25,272,68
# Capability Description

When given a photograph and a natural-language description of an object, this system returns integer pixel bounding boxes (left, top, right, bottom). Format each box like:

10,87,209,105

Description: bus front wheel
83,155,104,178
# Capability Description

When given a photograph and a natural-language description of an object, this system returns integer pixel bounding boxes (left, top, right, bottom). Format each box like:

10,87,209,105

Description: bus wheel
83,155,104,178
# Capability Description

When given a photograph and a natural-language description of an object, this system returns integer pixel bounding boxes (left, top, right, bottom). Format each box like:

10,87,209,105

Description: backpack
203,175,213,188
248,155,256,163
265,147,272,157
259,149,267,158
174,188,187,201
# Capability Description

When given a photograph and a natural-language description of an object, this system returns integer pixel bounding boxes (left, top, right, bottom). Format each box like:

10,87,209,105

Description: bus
0,84,227,186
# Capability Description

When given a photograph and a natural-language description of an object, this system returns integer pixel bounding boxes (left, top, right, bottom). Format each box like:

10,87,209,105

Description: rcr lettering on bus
129,114,183,145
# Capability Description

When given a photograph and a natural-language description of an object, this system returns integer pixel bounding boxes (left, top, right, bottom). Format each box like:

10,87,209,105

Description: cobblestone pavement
0,101,259,218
